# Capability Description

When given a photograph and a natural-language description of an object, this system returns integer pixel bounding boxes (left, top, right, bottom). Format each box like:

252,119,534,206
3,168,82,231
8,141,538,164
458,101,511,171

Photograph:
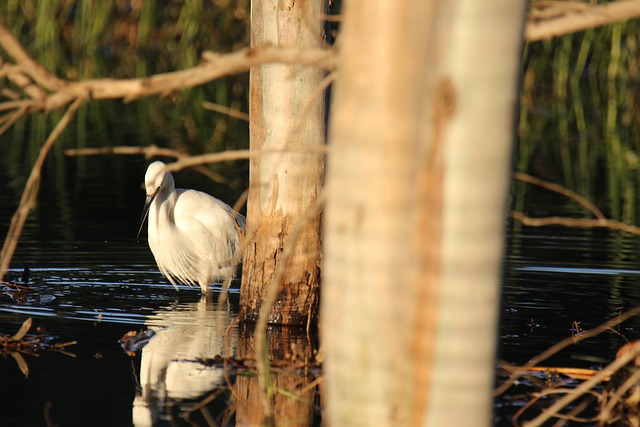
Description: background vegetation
0,0,250,192
517,15,640,223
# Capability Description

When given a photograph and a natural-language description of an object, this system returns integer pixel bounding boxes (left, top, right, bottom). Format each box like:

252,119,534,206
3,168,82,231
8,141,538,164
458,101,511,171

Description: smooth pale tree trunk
240,0,325,325
322,1,525,426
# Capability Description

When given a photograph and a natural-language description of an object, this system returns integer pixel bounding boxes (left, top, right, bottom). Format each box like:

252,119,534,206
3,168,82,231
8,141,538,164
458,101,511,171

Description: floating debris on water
1,268,56,305
0,317,77,377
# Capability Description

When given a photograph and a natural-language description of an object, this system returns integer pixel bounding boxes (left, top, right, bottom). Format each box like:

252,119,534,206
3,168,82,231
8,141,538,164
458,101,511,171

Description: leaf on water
10,351,29,378
9,317,32,341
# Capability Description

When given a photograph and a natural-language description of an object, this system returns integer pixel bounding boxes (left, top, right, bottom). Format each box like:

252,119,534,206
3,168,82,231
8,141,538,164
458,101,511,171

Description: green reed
516,17,640,222
0,0,250,186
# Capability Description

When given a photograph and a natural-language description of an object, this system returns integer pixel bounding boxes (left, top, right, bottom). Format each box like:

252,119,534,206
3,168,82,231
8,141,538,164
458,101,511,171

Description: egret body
139,161,245,293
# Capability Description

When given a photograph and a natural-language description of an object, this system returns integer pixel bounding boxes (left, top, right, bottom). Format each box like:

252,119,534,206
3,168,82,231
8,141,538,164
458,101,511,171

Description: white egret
138,161,245,294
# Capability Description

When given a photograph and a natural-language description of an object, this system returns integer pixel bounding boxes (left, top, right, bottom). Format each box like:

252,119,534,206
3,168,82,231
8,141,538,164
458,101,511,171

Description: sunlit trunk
322,1,525,426
240,0,325,324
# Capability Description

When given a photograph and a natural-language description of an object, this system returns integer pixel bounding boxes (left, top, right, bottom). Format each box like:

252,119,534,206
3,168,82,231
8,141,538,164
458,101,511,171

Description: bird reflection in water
132,297,236,426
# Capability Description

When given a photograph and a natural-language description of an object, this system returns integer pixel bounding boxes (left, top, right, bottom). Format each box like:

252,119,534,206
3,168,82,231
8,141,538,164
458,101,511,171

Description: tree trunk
322,1,525,426
240,0,325,325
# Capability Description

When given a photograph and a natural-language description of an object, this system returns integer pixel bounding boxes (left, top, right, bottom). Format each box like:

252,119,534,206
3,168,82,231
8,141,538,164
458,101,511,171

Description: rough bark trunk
322,1,525,426
240,0,325,325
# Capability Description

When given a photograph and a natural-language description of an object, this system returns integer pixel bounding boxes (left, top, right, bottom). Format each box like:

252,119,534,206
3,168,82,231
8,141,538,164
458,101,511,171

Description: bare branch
0,25,67,90
495,306,640,397
202,101,249,121
64,145,328,186
65,145,231,184
510,212,640,236
65,145,187,159
526,0,640,41
513,172,605,220
0,22,334,114
65,146,328,168
526,341,640,427
0,105,27,136
0,25,333,279
511,173,640,235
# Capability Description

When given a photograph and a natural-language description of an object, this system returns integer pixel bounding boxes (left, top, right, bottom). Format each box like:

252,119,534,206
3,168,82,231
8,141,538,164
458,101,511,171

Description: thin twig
64,145,229,184
509,174,640,235
510,211,640,236
0,26,67,90
288,71,336,139
495,306,640,397
0,105,27,137
513,172,605,220
525,341,640,427
202,101,249,121
600,367,640,422
65,146,328,169
0,98,83,279
526,0,640,41
254,190,326,421
0,99,40,112
64,145,183,158
551,395,597,425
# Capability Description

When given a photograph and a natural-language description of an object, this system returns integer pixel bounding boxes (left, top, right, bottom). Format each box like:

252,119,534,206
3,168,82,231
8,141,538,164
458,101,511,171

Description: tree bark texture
240,0,325,325
322,1,525,426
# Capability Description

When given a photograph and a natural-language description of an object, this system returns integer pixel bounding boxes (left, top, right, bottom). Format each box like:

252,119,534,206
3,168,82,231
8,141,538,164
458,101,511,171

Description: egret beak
137,188,158,239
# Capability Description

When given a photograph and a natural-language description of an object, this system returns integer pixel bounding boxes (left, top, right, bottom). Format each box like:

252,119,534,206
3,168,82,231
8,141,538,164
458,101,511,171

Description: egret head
144,161,172,198
138,161,173,238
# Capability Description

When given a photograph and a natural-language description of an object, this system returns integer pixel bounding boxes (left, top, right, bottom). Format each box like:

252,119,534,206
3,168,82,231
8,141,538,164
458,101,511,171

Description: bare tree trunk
240,0,325,325
322,1,525,426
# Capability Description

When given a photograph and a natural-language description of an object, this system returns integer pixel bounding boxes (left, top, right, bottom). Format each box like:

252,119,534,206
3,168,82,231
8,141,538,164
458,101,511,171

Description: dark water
496,207,640,424
0,156,246,427
2,153,639,426
501,223,640,366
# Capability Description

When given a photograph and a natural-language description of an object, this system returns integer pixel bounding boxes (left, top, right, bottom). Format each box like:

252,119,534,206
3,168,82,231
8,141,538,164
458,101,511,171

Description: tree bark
240,0,325,325
322,1,525,426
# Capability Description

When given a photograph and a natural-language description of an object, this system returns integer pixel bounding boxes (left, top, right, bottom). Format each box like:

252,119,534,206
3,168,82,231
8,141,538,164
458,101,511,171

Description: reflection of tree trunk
239,0,325,325
235,324,317,426
322,1,525,426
